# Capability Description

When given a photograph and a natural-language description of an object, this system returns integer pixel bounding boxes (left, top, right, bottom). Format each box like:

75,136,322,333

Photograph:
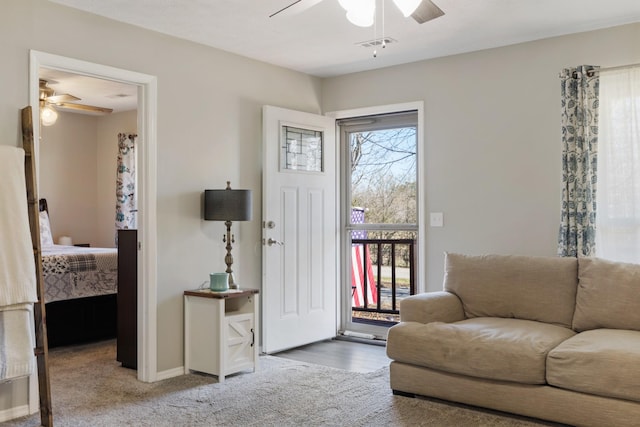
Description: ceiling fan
270,0,445,25
39,79,113,125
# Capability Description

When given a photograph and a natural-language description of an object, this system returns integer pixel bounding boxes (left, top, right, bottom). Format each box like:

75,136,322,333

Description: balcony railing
351,238,416,325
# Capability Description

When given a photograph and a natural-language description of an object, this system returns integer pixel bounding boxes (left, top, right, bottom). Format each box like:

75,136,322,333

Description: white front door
262,105,337,353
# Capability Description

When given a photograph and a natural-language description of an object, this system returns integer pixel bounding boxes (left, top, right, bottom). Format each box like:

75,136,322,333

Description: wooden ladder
21,106,53,427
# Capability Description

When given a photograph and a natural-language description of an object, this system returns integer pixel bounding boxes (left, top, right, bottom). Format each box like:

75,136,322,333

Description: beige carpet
6,340,560,426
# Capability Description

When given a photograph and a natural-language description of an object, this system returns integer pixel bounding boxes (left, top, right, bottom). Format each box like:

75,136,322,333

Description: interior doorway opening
28,51,158,417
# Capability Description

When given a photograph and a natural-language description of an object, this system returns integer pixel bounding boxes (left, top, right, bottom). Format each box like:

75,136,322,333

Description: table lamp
204,181,252,289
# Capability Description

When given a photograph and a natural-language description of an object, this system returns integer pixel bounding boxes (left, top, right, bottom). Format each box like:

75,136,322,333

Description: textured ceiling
43,0,640,113
49,0,640,77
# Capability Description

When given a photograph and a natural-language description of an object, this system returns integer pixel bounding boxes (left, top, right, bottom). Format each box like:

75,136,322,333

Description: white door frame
327,101,425,338
28,51,158,400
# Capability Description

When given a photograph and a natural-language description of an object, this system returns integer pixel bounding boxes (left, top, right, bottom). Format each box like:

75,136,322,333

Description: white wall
40,112,99,245
322,23,640,292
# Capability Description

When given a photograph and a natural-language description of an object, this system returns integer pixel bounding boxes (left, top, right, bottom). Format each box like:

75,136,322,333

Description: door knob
267,238,284,246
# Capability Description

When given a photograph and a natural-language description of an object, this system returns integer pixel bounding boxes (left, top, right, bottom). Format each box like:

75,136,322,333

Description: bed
39,199,118,347
41,244,117,302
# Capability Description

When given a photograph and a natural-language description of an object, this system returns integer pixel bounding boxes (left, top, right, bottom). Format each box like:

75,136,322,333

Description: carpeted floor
5,340,561,426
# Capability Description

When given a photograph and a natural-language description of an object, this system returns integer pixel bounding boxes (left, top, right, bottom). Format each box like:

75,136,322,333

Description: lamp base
228,272,239,290
223,219,240,290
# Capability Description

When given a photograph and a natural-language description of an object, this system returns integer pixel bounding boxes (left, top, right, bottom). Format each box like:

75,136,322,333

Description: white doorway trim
327,101,425,338
28,52,158,392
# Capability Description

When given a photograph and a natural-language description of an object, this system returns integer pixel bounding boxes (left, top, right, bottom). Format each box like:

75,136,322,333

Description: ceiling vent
357,37,397,48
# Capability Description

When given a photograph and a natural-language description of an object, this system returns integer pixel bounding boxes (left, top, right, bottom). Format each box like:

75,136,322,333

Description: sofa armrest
399,291,465,324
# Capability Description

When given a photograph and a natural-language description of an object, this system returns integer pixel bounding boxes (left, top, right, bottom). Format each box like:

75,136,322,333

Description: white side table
184,288,259,382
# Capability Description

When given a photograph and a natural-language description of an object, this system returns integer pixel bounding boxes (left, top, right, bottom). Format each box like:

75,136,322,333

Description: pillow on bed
39,210,54,247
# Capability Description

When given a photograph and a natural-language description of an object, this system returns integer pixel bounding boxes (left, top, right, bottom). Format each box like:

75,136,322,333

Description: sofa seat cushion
547,329,640,402
387,317,575,384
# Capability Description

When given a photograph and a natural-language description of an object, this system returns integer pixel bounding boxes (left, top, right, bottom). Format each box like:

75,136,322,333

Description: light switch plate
430,212,444,227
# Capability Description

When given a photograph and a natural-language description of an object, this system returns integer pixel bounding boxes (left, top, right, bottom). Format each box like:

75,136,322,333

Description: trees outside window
341,111,418,324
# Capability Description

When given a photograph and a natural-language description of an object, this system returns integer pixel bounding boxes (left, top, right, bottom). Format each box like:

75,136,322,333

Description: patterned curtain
116,133,137,231
557,65,599,257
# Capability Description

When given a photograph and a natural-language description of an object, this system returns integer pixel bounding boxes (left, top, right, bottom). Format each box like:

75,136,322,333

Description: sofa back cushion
444,253,578,328
573,257,640,332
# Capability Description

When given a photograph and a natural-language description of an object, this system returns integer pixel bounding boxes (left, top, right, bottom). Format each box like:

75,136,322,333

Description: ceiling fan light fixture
40,104,58,126
346,9,374,27
392,0,422,17
339,0,375,27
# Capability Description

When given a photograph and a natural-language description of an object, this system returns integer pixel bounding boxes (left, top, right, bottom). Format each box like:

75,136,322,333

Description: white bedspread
42,245,118,302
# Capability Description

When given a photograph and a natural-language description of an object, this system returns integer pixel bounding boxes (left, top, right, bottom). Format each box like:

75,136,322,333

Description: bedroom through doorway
38,69,137,355
29,50,159,401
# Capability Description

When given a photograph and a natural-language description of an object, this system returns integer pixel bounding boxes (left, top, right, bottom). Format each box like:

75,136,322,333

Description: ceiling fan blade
411,0,445,24
270,0,323,18
46,93,81,104
54,102,113,115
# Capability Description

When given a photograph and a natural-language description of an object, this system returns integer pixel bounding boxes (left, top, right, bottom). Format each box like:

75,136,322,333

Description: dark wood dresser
117,229,137,369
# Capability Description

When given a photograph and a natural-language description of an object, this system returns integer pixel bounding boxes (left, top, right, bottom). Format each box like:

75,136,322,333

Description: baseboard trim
0,404,30,423
155,366,185,381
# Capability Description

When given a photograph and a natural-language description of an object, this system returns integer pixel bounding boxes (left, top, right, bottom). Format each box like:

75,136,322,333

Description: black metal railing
351,238,416,324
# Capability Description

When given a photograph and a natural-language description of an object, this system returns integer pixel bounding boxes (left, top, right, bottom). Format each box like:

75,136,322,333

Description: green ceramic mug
209,272,229,292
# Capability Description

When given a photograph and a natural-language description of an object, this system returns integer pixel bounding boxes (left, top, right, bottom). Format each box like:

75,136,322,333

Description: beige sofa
386,253,640,427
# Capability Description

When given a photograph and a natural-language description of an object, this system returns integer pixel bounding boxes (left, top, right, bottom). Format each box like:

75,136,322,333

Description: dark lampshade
204,186,252,221
203,182,252,290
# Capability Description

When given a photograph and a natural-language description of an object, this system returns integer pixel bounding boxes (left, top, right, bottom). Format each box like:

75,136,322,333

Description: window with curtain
596,67,640,263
